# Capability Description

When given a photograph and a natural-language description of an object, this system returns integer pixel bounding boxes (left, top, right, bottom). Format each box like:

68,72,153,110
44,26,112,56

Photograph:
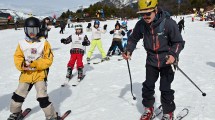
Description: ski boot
46,112,61,120
86,57,90,64
161,112,174,120
78,68,83,80
140,107,154,120
7,111,22,120
101,57,110,62
66,67,72,79
107,51,111,57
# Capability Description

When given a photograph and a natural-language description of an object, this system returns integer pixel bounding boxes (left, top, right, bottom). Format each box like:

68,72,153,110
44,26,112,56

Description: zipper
151,26,160,68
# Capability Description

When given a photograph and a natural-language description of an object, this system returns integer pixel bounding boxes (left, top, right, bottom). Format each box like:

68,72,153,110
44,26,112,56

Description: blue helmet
94,20,100,25
121,21,127,28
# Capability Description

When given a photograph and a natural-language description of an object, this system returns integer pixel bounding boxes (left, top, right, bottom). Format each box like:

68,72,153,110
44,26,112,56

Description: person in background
40,17,51,39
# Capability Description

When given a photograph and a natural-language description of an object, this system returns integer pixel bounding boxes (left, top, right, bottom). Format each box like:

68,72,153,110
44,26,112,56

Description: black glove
82,35,90,46
87,23,91,28
61,38,66,43
103,24,107,30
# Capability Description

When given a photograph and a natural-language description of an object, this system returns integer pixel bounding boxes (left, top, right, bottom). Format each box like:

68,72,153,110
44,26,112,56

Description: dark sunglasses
140,10,155,16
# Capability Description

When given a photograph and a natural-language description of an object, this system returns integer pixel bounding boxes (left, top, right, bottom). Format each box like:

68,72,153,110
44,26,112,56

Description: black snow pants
142,64,176,114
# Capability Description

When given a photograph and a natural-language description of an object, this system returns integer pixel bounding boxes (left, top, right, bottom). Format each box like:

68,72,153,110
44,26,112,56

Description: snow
0,16,215,120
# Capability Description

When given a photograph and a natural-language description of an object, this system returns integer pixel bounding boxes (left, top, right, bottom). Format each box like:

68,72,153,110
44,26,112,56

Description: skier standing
61,24,90,81
7,17,59,120
59,20,66,34
178,17,185,33
86,20,109,63
122,0,185,120
40,17,51,39
107,21,125,56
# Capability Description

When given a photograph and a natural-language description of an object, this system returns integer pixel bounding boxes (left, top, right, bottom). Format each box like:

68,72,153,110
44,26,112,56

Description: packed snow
0,16,214,120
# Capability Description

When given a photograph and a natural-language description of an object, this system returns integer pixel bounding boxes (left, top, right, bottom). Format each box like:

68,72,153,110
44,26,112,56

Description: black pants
142,64,175,114
108,41,124,53
60,27,64,34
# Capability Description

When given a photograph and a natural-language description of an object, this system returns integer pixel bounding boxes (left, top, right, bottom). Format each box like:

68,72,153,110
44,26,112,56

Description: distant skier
61,24,90,81
107,21,125,56
59,20,66,34
7,17,60,120
40,17,51,38
86,20,109,63
14,16,19,30
178,17,185,33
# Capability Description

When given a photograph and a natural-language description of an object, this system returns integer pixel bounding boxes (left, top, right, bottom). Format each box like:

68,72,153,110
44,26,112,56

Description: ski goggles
24,27,40,36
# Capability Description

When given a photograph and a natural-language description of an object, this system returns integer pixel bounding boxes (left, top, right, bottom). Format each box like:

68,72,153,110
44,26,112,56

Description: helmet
94,20,100,25
137,0,158,13
75,24,83,30
24,17,41,38
121,21,127,28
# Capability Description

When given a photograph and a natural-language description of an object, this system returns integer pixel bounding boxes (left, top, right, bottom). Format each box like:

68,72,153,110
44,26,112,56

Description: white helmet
75,24,83,30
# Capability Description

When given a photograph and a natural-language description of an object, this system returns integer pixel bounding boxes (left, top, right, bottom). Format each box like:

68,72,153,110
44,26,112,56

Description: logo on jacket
145,0,152,7
31,48,37,54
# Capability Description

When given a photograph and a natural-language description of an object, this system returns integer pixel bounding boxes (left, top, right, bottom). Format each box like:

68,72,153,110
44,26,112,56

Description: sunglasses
140,10,155,16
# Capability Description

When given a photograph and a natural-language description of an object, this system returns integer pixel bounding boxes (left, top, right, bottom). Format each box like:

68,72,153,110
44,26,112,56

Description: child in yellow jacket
8,17,59,120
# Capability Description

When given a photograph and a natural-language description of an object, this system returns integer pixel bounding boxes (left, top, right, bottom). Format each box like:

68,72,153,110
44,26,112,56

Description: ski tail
17,108,31,120
60,110,71,120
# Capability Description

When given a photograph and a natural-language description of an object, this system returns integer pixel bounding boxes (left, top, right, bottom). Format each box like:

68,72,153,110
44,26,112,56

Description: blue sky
0,0,100,16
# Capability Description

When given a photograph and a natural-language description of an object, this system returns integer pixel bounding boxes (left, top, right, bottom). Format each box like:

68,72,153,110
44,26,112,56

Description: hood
151,7,170,28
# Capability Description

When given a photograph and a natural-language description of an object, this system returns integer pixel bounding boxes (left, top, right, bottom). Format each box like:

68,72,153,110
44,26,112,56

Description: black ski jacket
126,9,185,68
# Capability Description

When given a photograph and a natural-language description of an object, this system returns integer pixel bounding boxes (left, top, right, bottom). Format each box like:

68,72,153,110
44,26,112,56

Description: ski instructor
122,0,185,120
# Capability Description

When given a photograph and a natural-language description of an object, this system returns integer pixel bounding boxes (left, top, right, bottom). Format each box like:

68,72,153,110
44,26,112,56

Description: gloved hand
87,23,91,28
103,24,107,30
61,38,66,43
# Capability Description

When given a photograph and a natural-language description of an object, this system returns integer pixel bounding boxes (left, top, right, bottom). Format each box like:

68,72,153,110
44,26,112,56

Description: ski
61,75,74,87
17,108,31,120
118,58,124,61
175,108,189,120
72,75,86,86
60,110,71,120
93,61,101,64
151,105,163,119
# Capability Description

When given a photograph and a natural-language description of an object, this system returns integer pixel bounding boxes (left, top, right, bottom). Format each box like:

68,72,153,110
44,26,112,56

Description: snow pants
67,53,84,70
10,81,57,119
87,39,106,59
142,64,176,114
108,40,124,53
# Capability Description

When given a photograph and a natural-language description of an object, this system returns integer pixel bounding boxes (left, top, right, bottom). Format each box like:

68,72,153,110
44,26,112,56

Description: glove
61,38,66,43
87,23,91,28
103,24,107,30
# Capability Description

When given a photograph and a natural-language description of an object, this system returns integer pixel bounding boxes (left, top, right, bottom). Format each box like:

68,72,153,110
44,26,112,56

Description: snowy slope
0,16,215,120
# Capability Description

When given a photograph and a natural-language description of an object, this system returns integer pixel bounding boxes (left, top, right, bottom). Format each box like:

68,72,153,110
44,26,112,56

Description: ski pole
166,55,206,97
126,60,136,100
175,65,206,97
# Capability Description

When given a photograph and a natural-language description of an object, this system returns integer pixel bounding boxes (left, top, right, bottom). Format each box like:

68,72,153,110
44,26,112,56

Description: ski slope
0,16,215,120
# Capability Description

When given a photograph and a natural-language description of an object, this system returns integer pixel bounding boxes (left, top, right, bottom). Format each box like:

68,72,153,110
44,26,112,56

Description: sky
0,0,100,16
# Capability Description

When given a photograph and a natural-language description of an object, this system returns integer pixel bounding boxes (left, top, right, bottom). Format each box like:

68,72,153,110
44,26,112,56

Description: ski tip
66,110,72,113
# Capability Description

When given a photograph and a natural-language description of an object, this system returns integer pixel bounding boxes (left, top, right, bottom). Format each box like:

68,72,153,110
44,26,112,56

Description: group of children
7,17,131,120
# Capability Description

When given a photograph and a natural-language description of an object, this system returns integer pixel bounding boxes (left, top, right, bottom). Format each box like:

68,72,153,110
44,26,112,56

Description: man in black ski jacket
178,17,185,33
123,0,185,120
